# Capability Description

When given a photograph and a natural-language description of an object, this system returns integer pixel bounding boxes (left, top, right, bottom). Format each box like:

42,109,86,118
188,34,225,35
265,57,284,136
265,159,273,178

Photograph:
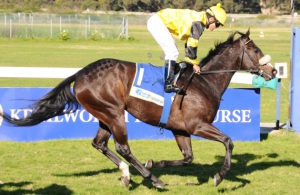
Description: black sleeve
185,21,205,60
191,21,204,40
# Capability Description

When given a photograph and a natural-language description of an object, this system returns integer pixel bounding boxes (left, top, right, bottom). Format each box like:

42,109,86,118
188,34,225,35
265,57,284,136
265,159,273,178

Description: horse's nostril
273,69,278,75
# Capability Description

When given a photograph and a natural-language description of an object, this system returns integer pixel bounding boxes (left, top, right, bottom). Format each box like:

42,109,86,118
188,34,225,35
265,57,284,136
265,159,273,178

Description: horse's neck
201,46,241,96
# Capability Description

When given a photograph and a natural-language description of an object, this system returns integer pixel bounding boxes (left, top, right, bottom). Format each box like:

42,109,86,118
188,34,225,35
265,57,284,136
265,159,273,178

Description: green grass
0,27,297,191
0,22,298,194
0,133,299,194
0,26,291,122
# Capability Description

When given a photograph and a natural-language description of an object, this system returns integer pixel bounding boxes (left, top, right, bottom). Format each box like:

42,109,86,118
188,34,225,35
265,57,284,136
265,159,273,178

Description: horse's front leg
191,123,234,186
145,130,193,169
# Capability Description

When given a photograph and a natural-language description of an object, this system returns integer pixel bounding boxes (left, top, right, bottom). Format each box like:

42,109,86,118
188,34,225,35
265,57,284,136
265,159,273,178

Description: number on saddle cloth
130,62,187,103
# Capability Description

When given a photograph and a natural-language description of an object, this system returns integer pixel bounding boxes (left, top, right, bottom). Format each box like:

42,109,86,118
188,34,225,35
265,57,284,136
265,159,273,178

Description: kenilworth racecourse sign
0,88,260,141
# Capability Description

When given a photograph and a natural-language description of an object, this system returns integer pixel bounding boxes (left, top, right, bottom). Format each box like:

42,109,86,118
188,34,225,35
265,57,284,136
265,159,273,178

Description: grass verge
0,132,299,194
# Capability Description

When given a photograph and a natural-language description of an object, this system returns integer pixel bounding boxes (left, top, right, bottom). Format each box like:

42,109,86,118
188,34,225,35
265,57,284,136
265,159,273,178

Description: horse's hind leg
145,131,193,169
110,118,166,188
92,122,131,186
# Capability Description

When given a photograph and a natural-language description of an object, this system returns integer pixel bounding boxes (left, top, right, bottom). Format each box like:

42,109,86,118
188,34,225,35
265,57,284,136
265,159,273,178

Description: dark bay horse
0,30,277,188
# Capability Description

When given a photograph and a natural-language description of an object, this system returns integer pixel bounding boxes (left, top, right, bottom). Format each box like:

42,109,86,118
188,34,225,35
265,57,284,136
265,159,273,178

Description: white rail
0,67,81,78
0,67,253,84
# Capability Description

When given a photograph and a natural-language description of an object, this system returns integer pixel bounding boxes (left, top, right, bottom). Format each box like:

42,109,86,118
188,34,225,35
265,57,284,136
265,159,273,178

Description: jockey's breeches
147,14,179,61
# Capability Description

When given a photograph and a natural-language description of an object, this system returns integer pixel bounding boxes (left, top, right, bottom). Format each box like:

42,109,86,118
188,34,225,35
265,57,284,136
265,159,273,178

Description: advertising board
0,88,260,141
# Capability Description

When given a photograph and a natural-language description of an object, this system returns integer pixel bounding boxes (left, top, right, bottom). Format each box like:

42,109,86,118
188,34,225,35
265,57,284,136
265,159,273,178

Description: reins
199,69,259,75
198,38,260,75
177,39,257,95
176,36,272,96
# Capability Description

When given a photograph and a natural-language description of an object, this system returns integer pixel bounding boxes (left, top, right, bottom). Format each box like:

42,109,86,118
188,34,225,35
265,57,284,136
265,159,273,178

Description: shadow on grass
52,168,161,191
143,152,300,192
53,168,119,177
0,182,73,195
215,152,300,192
260,133,268,141
49,152,300,192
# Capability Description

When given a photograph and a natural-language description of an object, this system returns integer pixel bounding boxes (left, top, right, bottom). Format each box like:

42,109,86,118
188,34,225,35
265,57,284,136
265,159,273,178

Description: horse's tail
1,74,79,126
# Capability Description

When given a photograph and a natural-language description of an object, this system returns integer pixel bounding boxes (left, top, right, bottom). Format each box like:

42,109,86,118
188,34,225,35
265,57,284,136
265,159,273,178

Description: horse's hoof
153,181,167,189
214,173,222,187
145,160,153,169
120,176,130,187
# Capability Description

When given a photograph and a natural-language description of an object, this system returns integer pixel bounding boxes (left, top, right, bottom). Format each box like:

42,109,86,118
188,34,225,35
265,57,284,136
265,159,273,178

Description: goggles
215,21,221,28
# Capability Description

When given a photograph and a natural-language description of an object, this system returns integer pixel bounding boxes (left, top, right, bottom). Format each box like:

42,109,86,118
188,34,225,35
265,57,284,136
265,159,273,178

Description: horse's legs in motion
93,115,165,188
145,131,193,169
192,123,234,186
92,122,132,186
113,118,166,188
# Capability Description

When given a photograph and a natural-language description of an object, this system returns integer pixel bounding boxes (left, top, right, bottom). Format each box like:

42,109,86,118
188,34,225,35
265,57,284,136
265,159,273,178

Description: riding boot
164,60,180,93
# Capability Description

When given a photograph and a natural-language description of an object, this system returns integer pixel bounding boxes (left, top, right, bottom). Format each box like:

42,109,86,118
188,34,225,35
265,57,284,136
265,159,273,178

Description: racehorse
0,30,277,188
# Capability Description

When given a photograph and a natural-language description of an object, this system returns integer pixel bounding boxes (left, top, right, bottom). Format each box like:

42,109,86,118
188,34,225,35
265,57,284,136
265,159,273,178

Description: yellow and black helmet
206,3,227,26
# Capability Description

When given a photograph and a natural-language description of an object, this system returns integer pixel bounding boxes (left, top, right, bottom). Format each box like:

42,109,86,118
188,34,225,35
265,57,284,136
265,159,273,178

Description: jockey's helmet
206,3,227,26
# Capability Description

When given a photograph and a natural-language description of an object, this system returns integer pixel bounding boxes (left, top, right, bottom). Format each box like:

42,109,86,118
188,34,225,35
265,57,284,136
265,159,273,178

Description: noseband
241,39,273,79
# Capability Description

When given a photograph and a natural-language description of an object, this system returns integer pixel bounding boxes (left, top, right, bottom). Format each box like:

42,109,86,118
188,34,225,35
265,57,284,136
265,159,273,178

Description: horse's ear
245,28,250,38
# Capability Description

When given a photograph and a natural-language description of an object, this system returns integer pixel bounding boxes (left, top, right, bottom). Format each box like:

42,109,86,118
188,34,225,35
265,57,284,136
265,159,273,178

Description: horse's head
238,29,277,81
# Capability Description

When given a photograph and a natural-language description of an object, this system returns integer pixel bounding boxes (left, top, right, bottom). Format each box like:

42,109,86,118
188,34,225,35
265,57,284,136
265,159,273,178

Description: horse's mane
199,31,245,67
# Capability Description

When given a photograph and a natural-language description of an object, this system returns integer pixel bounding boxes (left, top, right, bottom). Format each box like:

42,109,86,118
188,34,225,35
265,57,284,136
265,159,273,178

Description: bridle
240,39,274,79
200,38,273,79
238,39,260,73
178,37,275,95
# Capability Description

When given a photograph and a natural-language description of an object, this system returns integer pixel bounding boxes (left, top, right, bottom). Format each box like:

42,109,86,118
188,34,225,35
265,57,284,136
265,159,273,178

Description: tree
134,0,164,12
118,0,139,11
206,0,221,8
0,0,299,13
172,0,195,9
223,0,235,13
161,0,174,8
82,0,100,11
194,0,205,11
260,0,291,15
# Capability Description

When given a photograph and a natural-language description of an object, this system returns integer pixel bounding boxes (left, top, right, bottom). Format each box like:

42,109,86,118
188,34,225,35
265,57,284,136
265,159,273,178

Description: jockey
147,3,227,93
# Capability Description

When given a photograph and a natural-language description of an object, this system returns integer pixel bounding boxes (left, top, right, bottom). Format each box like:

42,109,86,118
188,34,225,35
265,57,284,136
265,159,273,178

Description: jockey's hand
193,65,201,74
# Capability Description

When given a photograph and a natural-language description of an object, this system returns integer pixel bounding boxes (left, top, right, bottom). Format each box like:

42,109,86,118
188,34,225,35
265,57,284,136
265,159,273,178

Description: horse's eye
254,48,261,53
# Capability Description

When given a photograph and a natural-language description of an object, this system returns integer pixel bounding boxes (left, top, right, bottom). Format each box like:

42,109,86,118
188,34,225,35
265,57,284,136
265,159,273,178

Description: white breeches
147,14,179,61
